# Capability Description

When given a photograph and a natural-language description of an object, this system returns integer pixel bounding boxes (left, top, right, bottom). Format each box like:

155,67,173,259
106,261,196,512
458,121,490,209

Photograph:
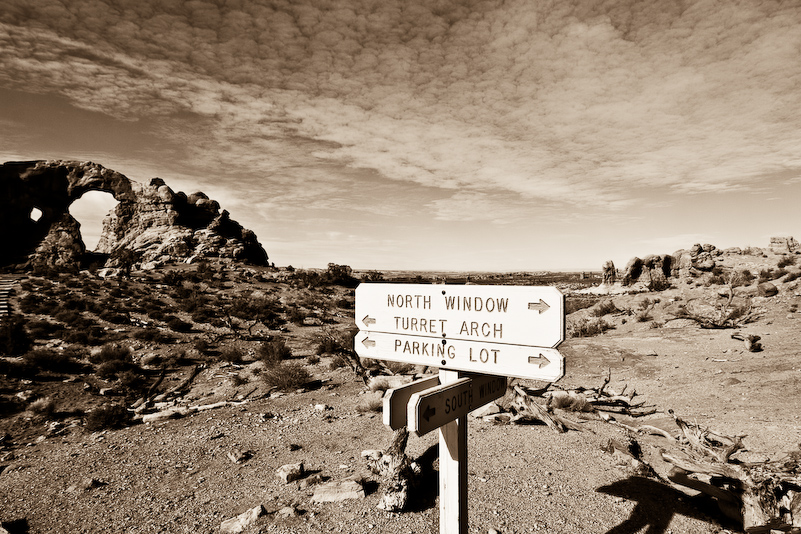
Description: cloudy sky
1,0,800,271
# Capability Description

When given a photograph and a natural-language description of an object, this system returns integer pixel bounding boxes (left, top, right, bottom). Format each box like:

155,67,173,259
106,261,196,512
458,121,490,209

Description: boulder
310,478,366,503
0,160,269,270
276,462,304,484
220,505,265,534
758,282,779,297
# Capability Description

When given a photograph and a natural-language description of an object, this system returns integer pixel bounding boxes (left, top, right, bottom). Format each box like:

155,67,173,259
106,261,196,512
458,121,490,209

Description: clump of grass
356,394,384,413
259,339,292,367
591,300,619,317
220,346,244,363
22,348,84,374
261,361,311,391
368,376,392,393
778,256,797,268
85,405,132,431
90,343,132,364
28,397,56,418
307,354,320,365
636,311,653,323
569,318,614,337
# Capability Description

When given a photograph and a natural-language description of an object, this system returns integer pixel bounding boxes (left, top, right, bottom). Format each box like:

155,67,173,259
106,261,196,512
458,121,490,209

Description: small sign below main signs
407,374,508,436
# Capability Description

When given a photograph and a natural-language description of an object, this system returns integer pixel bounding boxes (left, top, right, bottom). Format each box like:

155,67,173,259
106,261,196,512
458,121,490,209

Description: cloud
2,0,801,228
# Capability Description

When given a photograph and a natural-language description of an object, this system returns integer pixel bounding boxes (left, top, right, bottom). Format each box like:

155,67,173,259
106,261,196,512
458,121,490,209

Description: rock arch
0,160,268,270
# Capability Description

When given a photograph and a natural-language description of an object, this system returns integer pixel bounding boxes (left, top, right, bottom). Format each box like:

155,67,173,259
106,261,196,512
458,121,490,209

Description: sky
1,0,800,272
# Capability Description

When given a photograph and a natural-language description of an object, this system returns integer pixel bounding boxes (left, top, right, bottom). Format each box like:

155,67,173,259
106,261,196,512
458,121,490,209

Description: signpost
355,283,565,534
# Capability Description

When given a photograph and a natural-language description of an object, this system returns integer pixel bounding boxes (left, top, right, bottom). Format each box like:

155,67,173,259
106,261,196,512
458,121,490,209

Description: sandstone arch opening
68,190,118,251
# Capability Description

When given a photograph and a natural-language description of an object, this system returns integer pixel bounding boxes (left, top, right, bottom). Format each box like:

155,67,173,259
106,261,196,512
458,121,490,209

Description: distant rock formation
601,260,616,285
770,236,799,253
0,160,269,270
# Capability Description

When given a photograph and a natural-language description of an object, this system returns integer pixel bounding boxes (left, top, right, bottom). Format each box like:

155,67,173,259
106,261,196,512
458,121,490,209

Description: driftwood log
362,428,421,512
508,373,801,532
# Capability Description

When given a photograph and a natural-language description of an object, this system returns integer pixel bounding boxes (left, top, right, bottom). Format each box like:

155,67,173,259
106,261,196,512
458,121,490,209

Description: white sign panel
383,375,440,430
408,374,508,436
356,283,564,348
354,331,564,382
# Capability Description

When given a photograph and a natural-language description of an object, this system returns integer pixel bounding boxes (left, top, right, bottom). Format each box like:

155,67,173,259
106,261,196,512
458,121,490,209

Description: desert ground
1,251,800,534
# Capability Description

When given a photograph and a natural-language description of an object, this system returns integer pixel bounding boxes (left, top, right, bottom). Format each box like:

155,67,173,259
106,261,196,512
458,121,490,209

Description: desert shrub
117,369,146,391
650,321,664,329
591,300,619,317
259,339,292,367
636,311,653,323
133,328,174,344
98,309,130,325
161,271,186,286
778,256,797,268
327,353,350,370
85,405,132,431
287,306,308,326
96,360,140,380
165,316,193,333
368,376,392,392
225,296,285,331
219,346,244,363
335,297,354,310
26,319,64,339
385,361,417,374
93,343,132,364
261,361,311,391
361,270,384,282
565,296,597,315
324,263,359,287
307,354,320,365
707,275,727,286
785,271,801,283
19,293,56,314
356,395,384,413
22,348,84,374
569,318,614,337
0,315,32,356
739,269,755,285
28,397,56,418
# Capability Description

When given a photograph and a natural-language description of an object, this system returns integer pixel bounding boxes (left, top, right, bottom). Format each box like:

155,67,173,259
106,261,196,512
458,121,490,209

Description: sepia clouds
2,0,801,267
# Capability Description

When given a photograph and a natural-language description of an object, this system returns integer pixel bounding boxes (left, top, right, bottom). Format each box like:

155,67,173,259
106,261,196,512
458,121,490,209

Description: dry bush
85,405,132,431
259,339,292,367
261,361,311,391
591,300,619,317
356,394,384,413
219,346,244,363
569,317,614,337
23,348,84,374
28,397,56,418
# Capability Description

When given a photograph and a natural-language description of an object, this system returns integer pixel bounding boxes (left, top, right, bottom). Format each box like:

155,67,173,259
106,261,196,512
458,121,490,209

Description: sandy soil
1,256,801,534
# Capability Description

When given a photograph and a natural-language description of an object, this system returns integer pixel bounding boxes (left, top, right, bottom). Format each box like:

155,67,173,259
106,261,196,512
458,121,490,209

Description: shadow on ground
597,477,739,534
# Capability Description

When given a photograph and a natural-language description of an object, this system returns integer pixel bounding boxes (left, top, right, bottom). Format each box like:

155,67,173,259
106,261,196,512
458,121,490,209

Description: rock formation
601,260,616,285
770,236,799,253
0,160,268,270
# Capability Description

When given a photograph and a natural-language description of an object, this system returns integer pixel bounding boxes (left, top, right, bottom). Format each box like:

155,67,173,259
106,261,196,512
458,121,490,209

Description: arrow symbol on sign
423,405,436,422
528,300,550,314
361,337,376,348
528,353,551,368
362,315,376,326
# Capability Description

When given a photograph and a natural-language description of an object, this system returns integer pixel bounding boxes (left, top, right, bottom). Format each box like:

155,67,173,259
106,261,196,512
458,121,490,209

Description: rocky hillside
0,160,269,272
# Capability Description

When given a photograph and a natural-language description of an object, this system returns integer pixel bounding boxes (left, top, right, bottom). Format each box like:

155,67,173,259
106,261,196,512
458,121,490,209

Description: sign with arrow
383,375,440,429
354,331,564,381
355,283,564,348
408,374,508,436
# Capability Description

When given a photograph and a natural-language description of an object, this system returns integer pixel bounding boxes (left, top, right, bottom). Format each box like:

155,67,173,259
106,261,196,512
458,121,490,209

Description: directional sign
383,375,440,429
356,283,564,348
408,374,508,436
355,331,564,382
